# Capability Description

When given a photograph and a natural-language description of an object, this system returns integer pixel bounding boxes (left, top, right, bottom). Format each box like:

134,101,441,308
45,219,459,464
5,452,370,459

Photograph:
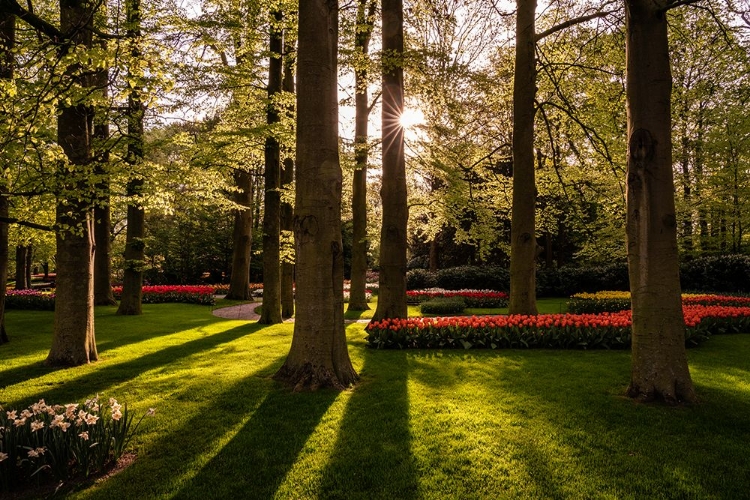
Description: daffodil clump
0,397,154,493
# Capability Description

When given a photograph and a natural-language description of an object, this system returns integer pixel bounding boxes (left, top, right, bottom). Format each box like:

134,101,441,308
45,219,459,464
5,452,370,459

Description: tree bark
0,10,11,342
509,0,538,315
273,0,358,391
372,0,407,322
625,0,697,404
259,9,284,324
15,245,28,289
93,48,116,306
226,170,254,300
347,0,377,313
46,0,98,366
116,0,145,316
0,194,8,344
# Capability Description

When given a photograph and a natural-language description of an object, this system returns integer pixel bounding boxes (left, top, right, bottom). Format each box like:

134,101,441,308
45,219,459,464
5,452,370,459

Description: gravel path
212,302,369,323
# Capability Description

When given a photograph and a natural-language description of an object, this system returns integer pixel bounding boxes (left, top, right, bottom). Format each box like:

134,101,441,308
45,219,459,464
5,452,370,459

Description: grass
1,304,749,499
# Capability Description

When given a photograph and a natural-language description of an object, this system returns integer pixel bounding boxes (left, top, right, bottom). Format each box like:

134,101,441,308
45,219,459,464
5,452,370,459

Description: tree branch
1,0,65,42
536,10,615,41
661,0,705,13
0,216,54,232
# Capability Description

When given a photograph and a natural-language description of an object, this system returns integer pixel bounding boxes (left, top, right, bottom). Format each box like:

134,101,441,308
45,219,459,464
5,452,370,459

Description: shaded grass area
1,305,748,499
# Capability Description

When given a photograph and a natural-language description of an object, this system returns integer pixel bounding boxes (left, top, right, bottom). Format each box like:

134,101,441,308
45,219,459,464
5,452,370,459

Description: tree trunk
47,0,98,366
93,52,116,306
24,243,31,287
273,0,358,391
0,4,9,343
348,0,377,313
226,170,254,300
117,0,145,316
509,0,538,315
625,0,696,404
280,39,295,319
0,194,8,344
15,245,27,289
259,9,284,325
372,0,407,322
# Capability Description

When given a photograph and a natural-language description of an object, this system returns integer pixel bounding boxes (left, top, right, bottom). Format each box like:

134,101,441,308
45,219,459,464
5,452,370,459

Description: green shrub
419,297,466,315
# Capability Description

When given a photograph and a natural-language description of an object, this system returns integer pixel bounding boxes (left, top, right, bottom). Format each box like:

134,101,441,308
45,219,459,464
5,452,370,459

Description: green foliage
419,297,466,315
681,255,750,293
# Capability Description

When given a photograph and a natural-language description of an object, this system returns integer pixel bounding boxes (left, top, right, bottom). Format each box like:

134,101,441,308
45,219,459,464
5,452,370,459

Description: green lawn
1,304,749,499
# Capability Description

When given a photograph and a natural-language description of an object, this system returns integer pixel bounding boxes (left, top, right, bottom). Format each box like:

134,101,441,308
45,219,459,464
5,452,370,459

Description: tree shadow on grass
63,354,291,499
315,348,419,500
3,322,266,408
168,387,341,499
489,350,750,499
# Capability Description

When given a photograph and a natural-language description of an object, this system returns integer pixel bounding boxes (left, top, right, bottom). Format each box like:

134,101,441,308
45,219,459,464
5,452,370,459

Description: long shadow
93,307,226,355
62,354,291,499
3,322,266,408
491,350,750,498
167,388,341,499
0,306,241,391
316,349,419,499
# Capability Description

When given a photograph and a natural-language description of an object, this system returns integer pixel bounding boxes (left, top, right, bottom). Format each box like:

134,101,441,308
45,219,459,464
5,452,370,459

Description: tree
274,0,358,390
47,0,99,365
259,8,284,325
509,0,538,315
280,38,295,318
226,170,255,300
0,8,13,344
372,0,407,321
347,0,377,312
117,0,147,316
624,0,697,404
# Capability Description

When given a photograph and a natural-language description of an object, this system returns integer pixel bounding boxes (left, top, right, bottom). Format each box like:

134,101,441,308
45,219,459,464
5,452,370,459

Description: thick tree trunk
348,0,377,313
280,41,295,319
47,0,98,366
117,0,145,316
625,0,696,404
226,170,254,300
509,0,538,315
372,0,407,322
273,0,358,391
0,10,11,342
259,10,284,324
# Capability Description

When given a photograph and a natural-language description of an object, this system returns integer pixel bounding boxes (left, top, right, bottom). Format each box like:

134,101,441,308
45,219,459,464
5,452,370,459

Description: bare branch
0,216,54,232
1,0,65,42
536,9,616,41
661,0,705,13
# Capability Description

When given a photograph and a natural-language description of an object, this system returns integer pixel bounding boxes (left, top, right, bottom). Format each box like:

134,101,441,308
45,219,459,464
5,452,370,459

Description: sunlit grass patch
1,305,748,499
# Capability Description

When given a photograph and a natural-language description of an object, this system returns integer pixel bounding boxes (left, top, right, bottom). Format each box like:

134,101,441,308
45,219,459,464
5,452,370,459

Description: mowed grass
1,304,749,499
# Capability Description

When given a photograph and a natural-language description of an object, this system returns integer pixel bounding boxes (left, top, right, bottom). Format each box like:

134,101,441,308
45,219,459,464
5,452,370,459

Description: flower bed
567,291,750,314
406,288,509,308
112,285,215,305
365,305,750,350
0,397,153,493
5,290,55,311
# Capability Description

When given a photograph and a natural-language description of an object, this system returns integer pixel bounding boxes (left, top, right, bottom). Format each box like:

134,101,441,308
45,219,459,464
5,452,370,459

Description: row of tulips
406,288,509,308
5,290,55,310
112,285,215,305
567,291,750,314
365,304,750,350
